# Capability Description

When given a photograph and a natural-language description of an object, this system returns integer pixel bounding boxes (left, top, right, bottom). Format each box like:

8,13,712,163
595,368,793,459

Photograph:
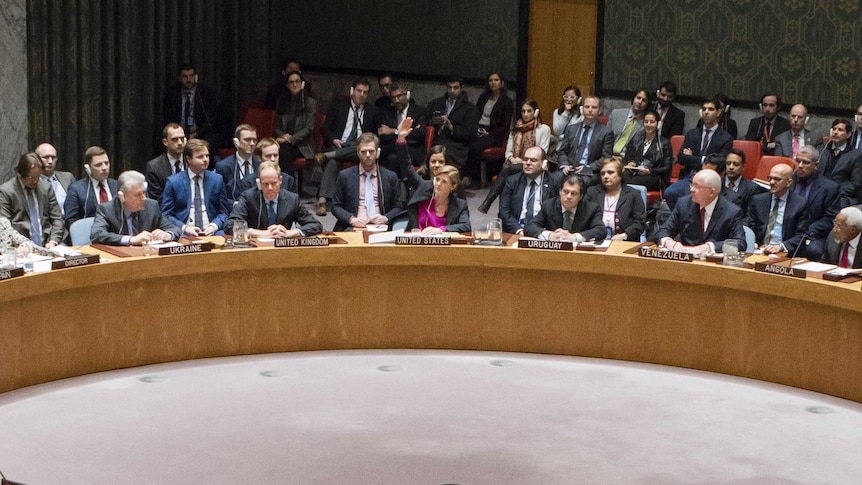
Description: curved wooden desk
2,239,861,403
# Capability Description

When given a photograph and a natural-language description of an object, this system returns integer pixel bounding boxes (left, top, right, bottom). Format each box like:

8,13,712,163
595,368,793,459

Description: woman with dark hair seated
395,119,471,234
622,110,672,192
553,85,583,148
465,71,514,186
478,98,551,213
274,70,316,175
585,156,645,241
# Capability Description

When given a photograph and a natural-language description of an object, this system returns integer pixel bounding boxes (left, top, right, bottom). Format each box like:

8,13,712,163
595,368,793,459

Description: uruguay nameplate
51,254,100,270
637,246,693,262
274,237,330,248
395,236,451,246
517,239,573,251
0,267,25,280
754,261,806,279
158,242,213,256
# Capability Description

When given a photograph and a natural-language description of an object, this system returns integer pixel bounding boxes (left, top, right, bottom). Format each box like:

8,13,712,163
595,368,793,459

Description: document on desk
791,261,837,272
368,229,405,244
824,267,862,276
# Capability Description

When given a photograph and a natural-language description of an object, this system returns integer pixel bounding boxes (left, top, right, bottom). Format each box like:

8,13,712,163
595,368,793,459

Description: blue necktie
27,188,43,246
364,171,376,218
267,200,276,226
193,175,203,228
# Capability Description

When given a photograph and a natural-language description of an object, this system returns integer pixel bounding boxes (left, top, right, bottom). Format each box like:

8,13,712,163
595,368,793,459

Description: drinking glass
233,220,249,246
488,218,503,245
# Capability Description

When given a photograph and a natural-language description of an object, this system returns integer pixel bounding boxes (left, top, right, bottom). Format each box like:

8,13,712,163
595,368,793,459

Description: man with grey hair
656,168,746,254
792,144,841,261
822,206,862,268
90,170,180,246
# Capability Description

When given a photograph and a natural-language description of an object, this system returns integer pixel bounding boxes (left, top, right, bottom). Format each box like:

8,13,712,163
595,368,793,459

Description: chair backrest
425,125,436,153
69,217,95,246
669,135,685,182
313,113,326,153
733,140,763,180
597,115,609,126
754,156,794,181
628,184,648,242
241,107,277,139
743,225,755,254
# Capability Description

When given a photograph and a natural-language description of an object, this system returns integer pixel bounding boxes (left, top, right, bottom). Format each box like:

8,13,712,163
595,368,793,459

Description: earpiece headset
84,164,92,177
579,105,584,116
256,178,262,190
117,190,125,203
233,138,241,149
406,90,411,101
350,86,354,96
534,109,539,117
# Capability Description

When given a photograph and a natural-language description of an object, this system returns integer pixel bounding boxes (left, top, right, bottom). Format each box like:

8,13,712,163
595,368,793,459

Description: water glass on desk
487,218,503,245
722,240,745,266
233,220,249,246
1,248,16,269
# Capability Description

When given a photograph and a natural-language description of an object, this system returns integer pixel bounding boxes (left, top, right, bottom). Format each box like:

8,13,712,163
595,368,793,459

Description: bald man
35,143,75,214
774,104,817,158
745,164,809,255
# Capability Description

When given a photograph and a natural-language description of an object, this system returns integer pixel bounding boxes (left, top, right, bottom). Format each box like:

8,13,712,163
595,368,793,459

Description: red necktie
839,243,850,268
792,134,800,159
99,182,108,203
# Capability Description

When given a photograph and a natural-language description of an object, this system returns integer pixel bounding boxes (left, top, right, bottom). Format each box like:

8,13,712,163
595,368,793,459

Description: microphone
790,230,811,261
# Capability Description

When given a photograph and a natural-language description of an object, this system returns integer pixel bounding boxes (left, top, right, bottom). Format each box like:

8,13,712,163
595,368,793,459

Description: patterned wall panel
602,0,862,110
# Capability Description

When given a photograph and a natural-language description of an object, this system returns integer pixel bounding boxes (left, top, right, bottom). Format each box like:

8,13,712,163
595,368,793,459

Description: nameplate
637,246,693,262
395,236,451,246
517,239,573,251
0,267,25,280
158,242,213,256
274,237,330,248
51,254,100,270
754,261,806,279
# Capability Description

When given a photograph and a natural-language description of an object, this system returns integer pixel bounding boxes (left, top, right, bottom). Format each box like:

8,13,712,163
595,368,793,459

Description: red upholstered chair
754,156,793,182
425,125,436,153
291,113,326,195
480,146,506,187
670,135,684,159
219,148,236,160
241,107,276,139
733,140,763,180
670,162,683,183
597,115,609,125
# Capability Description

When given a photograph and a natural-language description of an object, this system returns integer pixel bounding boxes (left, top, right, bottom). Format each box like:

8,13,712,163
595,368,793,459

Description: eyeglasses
563,95,578,101
767,176,789,182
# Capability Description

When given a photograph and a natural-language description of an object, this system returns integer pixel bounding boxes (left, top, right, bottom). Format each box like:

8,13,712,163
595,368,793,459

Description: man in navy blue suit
745,163,809,255
214,124,259,203
162,139,230,236
791,145,841,261
64,146,119,232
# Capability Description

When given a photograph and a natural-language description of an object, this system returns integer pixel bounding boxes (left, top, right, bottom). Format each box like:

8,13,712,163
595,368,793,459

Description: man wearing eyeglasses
745,164,809,255
0,153,64,248
499,146,563,235
376,81,425,176
790,145,841,261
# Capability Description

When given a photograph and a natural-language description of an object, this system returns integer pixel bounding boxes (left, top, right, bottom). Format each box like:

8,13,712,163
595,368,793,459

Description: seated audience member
818,118,862,206
656,169,746,254
316,78,379,216
90,170,181,246
36,142,74,215
377,81,425,176
851,104,862,151
424,75,480,173
664,97,734,210
64,146,119,231
792,145,840,260
553,85,583,149
479,98,551,213
0,153,63,248
264,57,302,109
162,139,230,236
243,138,297,194
374,74,394,110
395,128,470,234
774,104,817,158
162,63,217,147
227,161,321,238
745,164,809,255
823,206,862,268
146,123,186,204
274,70,316,174
744,93,790,155
585,157,646,241
215,124,259,203
499,146,563,235
720,148,765,215
557,95,614,185
465,72,514,186
622,110,672,192
654,81,685,139
697,93,738,139
609,88,649,156
331,133,404,231
406,144,465,201
524,174,605,242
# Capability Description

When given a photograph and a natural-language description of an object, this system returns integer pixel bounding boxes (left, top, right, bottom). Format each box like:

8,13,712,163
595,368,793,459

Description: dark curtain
27,0,282,176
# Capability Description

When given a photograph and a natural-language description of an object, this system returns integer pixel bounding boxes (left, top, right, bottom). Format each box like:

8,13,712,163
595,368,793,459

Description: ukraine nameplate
517,239,573,251
395,236,451,246
274,237,330,248
158,242,213,256
637,246,693,262
51,254,100,270
0,267,25,280
754,261,806,279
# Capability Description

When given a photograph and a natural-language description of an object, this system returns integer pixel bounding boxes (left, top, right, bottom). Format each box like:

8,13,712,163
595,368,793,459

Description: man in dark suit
499,146,563,235
721,148,765,215
774,104,817,158
424,75,480,169
63,146,119,232
146,123,186,205
656,169,746,254
745,163,809,255
331,133,404,232
822,206,862,268
524,174,606,242
162,64,218,149
90,170,181,246
744,93,790,155
214,124,260,203
0,152,64,247
557,95,614,186
35,142,75,215
664,98,734,210
655,81,685,139
377,81,425,176
817,118,862,207
850,104,862,151
792,145,841,261
162,139,230,236
227,161,321,237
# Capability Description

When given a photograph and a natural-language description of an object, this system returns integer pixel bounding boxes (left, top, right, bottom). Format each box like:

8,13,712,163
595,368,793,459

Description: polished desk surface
2,234,861,403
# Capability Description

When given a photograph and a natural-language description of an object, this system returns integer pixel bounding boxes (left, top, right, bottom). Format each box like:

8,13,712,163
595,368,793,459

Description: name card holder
395,236,451,246
51,254,100,270
517,239,574,251
158,242,213,256
0,267,25,280
274,237,331,248
637,246,694,262
754,259,806,279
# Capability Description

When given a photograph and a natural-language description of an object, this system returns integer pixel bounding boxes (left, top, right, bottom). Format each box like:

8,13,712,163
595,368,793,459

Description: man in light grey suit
557,95,614,186
35,142,75,215
608,88,649,157
0,152,64,247
774,104,817,158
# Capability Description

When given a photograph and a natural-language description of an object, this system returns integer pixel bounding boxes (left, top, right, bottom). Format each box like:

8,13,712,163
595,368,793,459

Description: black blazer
378,101,426,153
584,184,646,241
405,184,471,233
331,165,404,231
823,234,862,268
524,197,606,241
90,198,181,245
676,127,734,179
162,83,217,143
817,144,862,206
63,178,120,230
228,186,322,236
720,176,765,216
424,94,480,165
475,92,515,145
745,191,809,254
792,171,840,240
655,195,746,252
623,132,673,184
498,171,564,234
215,155,260,202
323,97,379,147
145,153,179,204
745,115,791,154
657,103,685,139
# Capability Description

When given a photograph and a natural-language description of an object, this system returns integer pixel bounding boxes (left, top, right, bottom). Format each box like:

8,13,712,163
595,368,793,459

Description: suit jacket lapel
704,199,723,239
